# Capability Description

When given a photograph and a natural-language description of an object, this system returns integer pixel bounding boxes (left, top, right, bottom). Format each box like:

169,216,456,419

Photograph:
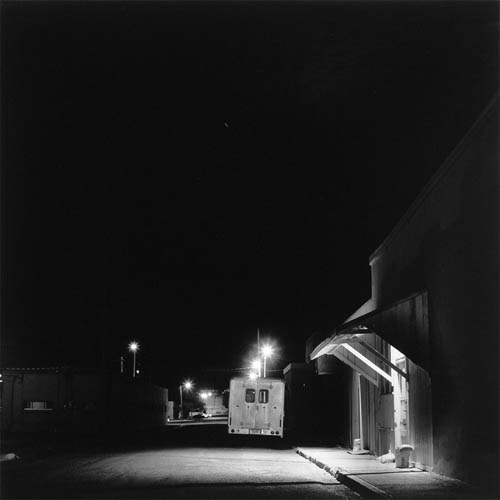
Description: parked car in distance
189,410,211,419
192,413,207,420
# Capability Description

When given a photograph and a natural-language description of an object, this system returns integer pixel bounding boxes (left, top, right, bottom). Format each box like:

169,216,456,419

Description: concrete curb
296,448,391,499
335,468,391,499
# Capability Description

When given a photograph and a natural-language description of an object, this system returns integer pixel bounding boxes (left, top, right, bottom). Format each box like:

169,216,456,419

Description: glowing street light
261,344,274,377
128,341,139,378
261,344,273,358
248,371,258,381
251,359,262,378
179,379,193,419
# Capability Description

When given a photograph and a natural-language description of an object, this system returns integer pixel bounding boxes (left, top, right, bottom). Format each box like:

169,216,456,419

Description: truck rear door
255,381,271,430
241,386,257,429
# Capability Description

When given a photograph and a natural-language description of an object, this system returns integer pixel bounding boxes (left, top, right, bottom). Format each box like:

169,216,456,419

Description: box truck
227,377,285,437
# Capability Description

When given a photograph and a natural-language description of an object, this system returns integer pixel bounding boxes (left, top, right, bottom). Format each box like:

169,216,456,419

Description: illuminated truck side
227,377,285,437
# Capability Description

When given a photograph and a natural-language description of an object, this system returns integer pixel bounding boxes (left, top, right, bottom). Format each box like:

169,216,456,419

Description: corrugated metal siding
409,360,433,470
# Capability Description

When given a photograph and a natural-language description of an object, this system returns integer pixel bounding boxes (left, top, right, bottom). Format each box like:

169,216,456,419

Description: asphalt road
1,422,360,499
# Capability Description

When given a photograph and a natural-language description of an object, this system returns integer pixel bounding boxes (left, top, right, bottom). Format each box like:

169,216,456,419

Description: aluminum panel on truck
228,377,285,437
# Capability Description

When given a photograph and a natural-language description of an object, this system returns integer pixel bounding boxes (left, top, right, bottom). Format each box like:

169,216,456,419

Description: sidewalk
296,447,486,499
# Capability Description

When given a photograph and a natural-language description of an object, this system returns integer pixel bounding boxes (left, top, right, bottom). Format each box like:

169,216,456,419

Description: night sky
1,1,498,390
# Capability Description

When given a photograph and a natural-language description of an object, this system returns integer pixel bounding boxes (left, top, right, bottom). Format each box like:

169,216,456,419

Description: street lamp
261,344,273,378
248,371,258,381
251,359,262,378
179,380,193,419
128,341,139,378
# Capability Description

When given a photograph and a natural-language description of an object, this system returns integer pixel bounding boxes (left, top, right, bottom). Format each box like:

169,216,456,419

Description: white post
132,351,136,378
179,385,183,419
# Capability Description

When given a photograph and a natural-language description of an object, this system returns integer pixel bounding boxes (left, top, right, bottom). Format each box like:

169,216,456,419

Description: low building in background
283,363,313,436
167,401,174,420
200,390,228,417
0,366,168,432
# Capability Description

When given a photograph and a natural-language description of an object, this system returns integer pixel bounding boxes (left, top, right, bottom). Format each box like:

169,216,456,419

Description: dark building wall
110,376,168,429
368,96,499,489
283,363,313,435
69,373,110,432
305,333,349,442
312,367,350,445
1,371,64,432
0,368,168,432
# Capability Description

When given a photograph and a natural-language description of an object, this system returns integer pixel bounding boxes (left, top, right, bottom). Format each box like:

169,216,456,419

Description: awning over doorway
311,291,430,372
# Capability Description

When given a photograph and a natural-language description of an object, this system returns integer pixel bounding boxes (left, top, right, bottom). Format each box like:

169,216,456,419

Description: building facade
310,94,499,495
202,391,228,417
0,366,169,432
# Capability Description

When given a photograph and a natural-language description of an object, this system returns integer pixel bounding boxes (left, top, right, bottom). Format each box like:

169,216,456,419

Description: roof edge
369,90,500,264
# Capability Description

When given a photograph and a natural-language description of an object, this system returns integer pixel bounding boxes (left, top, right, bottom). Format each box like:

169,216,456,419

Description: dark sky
1,1,498,390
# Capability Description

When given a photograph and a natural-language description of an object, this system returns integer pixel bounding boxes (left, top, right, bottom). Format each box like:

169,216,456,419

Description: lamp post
128,341,139,378
179,380,192,419
261,344,273,378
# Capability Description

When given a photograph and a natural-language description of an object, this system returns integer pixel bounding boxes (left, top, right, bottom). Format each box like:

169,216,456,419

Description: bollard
395,444,414,468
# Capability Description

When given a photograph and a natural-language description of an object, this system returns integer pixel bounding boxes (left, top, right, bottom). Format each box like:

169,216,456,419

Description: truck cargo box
227,377,285,437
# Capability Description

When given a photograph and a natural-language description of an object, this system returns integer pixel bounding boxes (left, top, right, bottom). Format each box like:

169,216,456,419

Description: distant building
308,93,499,495
0,366,168,432
201,390,228,416
167,401,174,420
285,355,349,441
283,363,313,435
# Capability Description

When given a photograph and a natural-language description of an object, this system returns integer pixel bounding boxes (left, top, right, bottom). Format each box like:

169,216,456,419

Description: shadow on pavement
1,423,346,460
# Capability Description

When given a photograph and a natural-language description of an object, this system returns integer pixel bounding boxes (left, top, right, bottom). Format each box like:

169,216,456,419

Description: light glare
261,344,273,358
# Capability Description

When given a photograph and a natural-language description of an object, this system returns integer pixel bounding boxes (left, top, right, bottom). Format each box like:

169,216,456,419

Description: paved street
1,423,359,499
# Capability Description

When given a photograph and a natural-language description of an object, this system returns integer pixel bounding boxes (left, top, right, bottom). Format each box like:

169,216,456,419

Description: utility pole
257,328,262,377
179,385,183,419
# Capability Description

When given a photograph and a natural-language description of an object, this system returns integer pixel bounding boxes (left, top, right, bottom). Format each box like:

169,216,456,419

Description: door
255,384,270,429
396,358,409,444
390,347,409,449
241,386,257,429
377,393,394,454
269,381,285,433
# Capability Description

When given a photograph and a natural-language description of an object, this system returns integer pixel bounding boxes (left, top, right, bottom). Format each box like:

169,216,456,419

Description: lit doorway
391,346,409,448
